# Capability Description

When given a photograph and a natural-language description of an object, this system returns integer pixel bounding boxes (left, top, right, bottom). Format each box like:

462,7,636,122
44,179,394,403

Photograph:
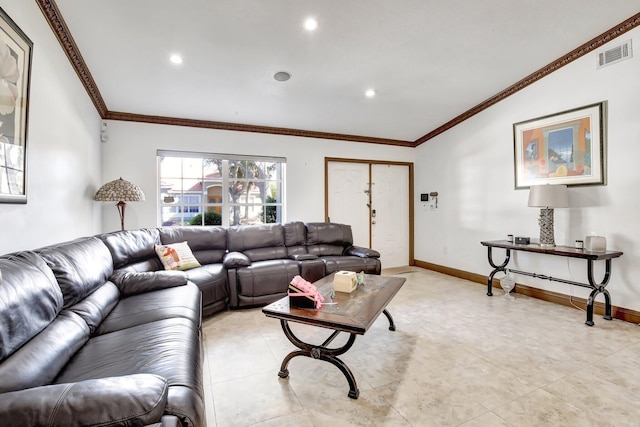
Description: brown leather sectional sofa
0,221,380,427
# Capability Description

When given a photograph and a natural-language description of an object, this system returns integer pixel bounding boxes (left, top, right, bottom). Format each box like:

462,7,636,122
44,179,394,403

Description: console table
481,240,623,326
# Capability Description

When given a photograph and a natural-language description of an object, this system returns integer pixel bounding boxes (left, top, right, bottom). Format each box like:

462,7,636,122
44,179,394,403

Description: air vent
597,39,632,69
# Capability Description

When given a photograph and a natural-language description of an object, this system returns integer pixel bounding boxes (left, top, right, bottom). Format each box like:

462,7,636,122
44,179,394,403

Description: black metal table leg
487,247,511,296
383,309,396,331
585,259,614,326
277,320,360,399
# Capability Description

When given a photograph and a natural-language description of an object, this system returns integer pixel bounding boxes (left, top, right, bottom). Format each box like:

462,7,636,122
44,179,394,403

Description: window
158,151,285,226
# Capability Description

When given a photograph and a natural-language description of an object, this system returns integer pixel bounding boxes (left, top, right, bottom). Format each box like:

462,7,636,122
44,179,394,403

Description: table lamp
527,184,568,247
94,178,145,231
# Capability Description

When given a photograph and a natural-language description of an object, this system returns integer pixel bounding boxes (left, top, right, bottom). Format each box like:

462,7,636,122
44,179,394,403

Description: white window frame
157,150,286,227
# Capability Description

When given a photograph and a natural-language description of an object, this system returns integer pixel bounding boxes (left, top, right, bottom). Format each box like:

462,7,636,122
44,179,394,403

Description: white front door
327,160,411,268
327,161,369,247
371,164,409,268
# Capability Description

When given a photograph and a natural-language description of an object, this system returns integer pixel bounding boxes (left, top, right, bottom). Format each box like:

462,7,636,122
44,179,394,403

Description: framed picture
0,7,32,204
513,102,606,189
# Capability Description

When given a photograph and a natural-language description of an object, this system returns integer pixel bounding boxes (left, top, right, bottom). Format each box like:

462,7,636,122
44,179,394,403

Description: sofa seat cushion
320,255,381,276
235,259,299,303
95,283,201,335
55,317,203,427
185,264,229,311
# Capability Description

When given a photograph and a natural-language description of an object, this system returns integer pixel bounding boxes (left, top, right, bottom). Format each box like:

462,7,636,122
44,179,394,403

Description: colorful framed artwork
0,7,32,204
513,102,606,189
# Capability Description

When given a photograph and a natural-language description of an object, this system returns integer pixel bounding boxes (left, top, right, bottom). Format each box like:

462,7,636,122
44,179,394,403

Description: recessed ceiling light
304,17,318,31
365,89,376,98
170,54,183,64
274,71,291,82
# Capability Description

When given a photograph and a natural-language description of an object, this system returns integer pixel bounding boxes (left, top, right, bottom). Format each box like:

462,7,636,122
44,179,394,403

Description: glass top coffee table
262,273,405,399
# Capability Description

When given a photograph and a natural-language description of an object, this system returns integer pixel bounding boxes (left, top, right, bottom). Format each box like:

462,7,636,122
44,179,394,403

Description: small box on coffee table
334,271,357,293
288,283,317,309
288,275,324,309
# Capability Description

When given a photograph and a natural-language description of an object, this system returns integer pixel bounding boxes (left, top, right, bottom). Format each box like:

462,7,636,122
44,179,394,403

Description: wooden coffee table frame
262,273,405,399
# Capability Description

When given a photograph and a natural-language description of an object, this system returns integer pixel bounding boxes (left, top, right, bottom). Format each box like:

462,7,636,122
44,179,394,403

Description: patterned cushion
154,242,201,271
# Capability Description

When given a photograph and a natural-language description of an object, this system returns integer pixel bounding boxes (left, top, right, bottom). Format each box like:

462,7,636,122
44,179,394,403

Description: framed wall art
513,102,606,189
0,7,32,204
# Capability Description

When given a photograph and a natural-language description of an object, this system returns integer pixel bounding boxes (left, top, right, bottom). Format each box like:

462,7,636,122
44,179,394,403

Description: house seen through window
158,151,285,226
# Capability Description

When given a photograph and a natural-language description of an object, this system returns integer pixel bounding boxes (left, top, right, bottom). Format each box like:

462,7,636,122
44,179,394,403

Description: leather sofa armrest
289,253,318,261
223,251,251,268
345,245,381,258
111,270,188,296
0,374,168,427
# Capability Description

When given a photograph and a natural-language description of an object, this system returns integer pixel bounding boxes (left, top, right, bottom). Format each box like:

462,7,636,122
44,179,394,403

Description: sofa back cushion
99,228,161,270
159,226,227,264
38,237,114,309
283,221,308,257
0,251,63,362
227,223,287,261
305,222,353,256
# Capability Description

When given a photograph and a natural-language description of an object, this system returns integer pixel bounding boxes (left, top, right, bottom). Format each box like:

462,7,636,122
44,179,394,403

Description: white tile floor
202,267,640,427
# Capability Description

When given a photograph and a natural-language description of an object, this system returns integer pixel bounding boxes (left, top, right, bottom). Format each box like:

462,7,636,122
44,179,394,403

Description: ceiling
46,0,640,146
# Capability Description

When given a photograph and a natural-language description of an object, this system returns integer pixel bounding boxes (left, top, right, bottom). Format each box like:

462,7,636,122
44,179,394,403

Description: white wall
415,27,640,312
0,2,102,254
99,121,415,232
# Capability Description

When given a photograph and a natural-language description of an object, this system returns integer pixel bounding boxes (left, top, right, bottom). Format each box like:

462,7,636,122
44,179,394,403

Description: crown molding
36,0,108,117
414,12,640,146
105,111,414,147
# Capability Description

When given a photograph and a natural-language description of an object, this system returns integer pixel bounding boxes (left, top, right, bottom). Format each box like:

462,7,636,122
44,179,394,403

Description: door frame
325,157,415,266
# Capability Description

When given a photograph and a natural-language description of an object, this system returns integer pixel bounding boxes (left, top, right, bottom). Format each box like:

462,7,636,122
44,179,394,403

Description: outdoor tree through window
158,151,285,227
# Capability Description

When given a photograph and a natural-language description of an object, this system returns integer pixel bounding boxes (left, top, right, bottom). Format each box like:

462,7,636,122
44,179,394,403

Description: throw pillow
155,242,201,271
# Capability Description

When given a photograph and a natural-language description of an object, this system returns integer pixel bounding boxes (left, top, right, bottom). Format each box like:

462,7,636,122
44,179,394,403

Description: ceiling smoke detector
274,71,291,82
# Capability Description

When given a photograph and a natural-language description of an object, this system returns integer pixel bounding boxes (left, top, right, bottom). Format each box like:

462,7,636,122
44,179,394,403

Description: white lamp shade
527,184,568,208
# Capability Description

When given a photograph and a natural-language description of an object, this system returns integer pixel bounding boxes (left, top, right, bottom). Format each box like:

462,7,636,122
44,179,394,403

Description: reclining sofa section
224,221,381,308
101,221,380,311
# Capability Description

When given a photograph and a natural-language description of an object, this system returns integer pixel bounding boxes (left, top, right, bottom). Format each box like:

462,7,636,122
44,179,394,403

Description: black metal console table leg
585,259,613,326
486,247,511,296
277,319,360,399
